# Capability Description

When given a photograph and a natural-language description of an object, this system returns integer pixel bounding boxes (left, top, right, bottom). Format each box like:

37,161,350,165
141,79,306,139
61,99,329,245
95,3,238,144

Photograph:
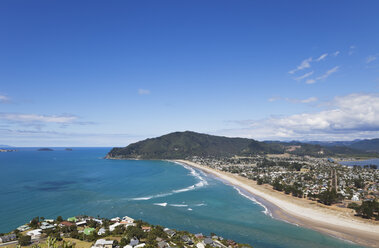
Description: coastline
174,159,379,248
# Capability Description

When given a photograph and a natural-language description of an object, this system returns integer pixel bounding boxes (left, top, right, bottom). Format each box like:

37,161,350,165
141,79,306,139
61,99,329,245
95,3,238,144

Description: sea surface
340,158,379,167
0,148,364,248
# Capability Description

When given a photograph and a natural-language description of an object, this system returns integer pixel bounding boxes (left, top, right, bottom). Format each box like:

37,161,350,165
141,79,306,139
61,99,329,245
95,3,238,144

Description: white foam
154,202,167,207
233,186,273,218
187,208,193,211
193,203,206,207
169,204,188,207
132,196,152,201
131,162,209,201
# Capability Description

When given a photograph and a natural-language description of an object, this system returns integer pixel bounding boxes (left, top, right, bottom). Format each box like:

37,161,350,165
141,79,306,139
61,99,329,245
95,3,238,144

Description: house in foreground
0,234,16,243
91,239,114,248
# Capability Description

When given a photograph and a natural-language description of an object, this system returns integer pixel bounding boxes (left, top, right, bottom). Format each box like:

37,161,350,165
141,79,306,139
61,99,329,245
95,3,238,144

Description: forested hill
106,131,374,159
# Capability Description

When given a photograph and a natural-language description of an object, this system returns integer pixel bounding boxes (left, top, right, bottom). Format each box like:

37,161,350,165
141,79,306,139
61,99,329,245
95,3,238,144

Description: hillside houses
2,215,251,248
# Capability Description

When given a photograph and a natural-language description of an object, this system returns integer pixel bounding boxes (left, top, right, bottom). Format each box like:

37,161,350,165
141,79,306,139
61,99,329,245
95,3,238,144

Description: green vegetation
348,200,379,220
107,131,376,159
10,215,253,248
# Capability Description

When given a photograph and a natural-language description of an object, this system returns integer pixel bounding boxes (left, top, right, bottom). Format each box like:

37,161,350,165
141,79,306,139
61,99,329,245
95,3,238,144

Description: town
0,216,252,248
189,154,379,220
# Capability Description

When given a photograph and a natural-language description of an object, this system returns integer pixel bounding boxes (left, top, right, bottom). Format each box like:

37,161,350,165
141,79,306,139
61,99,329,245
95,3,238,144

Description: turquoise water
0,148,363,248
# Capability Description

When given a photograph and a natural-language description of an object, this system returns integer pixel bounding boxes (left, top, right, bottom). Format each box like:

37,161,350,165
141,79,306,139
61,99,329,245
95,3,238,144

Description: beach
175,160,379,248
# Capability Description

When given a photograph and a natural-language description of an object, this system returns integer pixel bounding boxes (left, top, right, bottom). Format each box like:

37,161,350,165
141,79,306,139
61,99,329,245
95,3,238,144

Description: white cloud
316,53,328,62
305,79,316,84
219,93,379,141
269,97,318,104
285,97,318,104
349,45,355,56
316,66,339,80
299,97,318,103
0,95,10,103
305,66,339,84
268,97,280,102
295,71,314,81
333,51,340,56
138,89,151,95
0,113,78,124
289,57,312,74
366,55,377,64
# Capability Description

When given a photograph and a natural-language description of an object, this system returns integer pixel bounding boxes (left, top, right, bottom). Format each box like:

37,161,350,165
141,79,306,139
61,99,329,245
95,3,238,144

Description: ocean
340,158,379,167
0,148,363,248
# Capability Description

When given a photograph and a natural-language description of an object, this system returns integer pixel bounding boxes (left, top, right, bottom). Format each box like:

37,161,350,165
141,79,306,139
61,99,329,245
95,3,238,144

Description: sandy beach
175,160,379,248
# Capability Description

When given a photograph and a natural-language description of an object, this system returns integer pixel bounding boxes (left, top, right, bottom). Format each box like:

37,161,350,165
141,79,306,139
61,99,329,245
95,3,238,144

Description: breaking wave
154,202,168,207
169,204,188,207
131,162,208,201
233,186,272,217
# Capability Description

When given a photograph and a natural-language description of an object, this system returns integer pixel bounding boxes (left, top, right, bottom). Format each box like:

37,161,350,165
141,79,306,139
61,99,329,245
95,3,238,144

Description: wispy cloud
0,95,10,103
348,45,355,56
316,66,339,80
306,66,340,84
138,89,151,95
366,55,377,64
296,97,318,103
219,93,379,141
316,53,328,62
305,79,316,84
295,71,314,81
0,113,78,124
333,51,340,56
268,97,281,102
288,57,312,74
268,96,318,104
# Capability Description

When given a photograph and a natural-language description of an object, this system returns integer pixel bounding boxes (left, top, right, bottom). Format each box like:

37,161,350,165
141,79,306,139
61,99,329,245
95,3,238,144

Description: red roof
60,221,74,226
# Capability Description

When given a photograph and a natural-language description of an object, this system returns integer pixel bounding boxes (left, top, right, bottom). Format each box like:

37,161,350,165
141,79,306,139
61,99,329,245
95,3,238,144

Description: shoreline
174,159,379,248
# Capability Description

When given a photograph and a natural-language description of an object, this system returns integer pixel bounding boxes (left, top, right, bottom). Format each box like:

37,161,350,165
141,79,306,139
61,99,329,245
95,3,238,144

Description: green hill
349,138,379,152
107,131,253,159
106,131,375,159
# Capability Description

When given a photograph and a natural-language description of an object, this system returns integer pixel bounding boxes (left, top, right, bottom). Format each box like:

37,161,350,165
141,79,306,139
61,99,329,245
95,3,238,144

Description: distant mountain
304,139,379,153
0,144,12,148
106,131,373,159
349,139,379,152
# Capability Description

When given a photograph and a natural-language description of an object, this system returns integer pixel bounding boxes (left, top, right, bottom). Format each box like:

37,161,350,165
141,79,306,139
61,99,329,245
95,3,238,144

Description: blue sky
1,0,379,146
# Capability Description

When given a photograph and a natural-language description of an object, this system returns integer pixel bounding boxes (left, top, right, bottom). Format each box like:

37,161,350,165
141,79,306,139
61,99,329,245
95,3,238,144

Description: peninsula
107,131,379,247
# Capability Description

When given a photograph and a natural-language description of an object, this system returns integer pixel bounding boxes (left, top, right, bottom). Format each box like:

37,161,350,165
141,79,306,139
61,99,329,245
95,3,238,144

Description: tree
120,237,130,247
18,235,31,246
257,178,263,185
56,216,63,222
29,217,39,228
317,189,338,205
272,178,283,191
355,200,379,219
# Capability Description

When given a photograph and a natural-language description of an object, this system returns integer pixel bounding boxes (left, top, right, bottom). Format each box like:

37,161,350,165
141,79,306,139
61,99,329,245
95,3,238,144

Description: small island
37,148,54,152
0,215,253,248
0,149,17,152
65,148,73,151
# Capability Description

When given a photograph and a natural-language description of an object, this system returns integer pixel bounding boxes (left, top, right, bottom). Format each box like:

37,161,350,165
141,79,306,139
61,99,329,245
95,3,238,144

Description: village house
91,239,114,248
0,234,16,243
27,229,42,240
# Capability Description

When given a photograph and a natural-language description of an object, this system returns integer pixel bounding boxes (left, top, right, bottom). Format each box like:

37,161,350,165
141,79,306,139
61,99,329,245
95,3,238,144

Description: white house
109,222,122,232
98,228,106,236
122,216,134,223
91,239,114,248
27,229,42,239
352,193,360,201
